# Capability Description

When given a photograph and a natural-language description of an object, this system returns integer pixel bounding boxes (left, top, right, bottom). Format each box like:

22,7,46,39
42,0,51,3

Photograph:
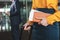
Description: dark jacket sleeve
10,1,20,17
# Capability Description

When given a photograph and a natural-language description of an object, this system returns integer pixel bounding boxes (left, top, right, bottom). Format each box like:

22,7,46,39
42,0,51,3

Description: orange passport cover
33,12,51,23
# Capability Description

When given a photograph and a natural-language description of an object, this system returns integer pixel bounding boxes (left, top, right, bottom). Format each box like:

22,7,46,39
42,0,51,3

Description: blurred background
0,0,60,40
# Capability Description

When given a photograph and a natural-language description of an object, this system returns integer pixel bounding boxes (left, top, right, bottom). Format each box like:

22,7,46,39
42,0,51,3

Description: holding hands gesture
23,18,49,31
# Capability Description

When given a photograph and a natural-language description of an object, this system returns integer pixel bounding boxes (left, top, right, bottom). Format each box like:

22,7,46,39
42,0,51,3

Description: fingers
38,18,43,25
40,18,48,26
23,23,31,31
38,18,48,26
24,26,31,30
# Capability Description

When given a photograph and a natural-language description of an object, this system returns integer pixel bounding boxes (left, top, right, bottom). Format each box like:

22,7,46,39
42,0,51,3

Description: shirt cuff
29,9,35,21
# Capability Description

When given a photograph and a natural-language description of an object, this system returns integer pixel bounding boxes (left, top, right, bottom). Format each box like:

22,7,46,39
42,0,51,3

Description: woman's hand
38,18,48,26
23,23,31,31
41,18,48,26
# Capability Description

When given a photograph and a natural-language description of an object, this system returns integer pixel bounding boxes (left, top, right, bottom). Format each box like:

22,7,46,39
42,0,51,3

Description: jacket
10,0,21,25
47,11,60,24
32,0,58,11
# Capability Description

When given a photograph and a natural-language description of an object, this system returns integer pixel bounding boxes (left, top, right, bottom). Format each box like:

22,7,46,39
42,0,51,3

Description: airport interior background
0,0,60,40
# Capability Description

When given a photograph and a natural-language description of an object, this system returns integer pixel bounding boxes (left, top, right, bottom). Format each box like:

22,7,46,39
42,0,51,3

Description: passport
30,8,55,23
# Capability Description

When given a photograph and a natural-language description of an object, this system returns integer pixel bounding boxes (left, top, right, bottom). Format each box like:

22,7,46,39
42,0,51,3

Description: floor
0,31,31,40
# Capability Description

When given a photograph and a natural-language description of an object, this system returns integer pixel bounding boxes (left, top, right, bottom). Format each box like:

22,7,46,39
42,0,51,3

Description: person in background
23,0,59,40
5,0,21,40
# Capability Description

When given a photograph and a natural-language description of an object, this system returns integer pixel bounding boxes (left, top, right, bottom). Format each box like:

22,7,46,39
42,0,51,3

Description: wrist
27,21,33,26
